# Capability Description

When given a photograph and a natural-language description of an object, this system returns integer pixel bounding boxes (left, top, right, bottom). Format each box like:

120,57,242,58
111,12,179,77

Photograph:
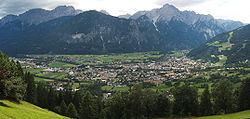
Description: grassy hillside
188,24,250,65
0,100,69,119
156,110,250,119
197,110,250,119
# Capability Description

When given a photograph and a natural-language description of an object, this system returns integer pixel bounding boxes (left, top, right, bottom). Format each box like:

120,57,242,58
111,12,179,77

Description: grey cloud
155,0,208,7
0,0,74,17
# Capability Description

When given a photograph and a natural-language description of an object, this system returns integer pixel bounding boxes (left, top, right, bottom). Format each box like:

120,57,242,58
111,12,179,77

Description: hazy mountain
118,14,132,19
188,25,250,65
0,5,82,27
217,19,247,31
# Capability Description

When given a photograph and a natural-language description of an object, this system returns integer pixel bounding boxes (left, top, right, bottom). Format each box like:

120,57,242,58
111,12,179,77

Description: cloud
155,0,209,7
0,0,75,17
0,0,249,23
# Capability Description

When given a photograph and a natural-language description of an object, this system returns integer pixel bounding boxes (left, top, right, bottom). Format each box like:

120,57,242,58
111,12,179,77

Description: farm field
101,86,130,92
24,68,43,74
36,72,69,80
31,51,164,64
0,100,69,119
49,61,76,68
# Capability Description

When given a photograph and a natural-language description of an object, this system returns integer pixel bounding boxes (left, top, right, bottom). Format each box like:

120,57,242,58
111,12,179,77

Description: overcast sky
0,0,249,23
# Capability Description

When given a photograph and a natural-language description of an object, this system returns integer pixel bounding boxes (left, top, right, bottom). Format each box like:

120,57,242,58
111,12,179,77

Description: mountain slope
188,25,250,65
0,100,69,119
0,11,164,55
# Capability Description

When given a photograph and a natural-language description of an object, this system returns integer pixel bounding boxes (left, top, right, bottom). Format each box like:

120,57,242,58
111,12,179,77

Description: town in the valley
13,51,216,92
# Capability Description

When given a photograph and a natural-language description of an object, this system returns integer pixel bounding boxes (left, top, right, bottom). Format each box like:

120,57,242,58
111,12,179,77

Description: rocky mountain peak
54,5,75,11
99,10,110,15
161,4,179,11
131,4,181,23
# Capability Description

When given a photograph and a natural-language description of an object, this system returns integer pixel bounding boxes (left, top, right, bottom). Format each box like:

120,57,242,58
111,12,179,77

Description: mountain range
0,4,245,56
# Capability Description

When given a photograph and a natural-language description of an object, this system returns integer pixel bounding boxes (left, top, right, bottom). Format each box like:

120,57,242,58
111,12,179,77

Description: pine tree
200,85,213,116
36,83,48,108
98,109,107,119
104,92,129,119
60,100,68,116
173,85,199,116
212,79,234,114
73,91,82,111
129,84,144,118
47,87,57,110
238,78,250,111
64,89,73,104
155,94,171,117
24,72,36,103
66,103,78,118
79,91,98,119
0,52,26,101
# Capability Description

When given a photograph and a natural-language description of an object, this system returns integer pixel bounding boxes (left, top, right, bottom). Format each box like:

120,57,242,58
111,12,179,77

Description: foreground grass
197,110,250,119
0,100,69,119
156,110,250,119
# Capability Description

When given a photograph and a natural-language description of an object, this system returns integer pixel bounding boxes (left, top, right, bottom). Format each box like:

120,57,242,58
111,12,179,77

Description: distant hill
0,100,69,119
188,25,250,65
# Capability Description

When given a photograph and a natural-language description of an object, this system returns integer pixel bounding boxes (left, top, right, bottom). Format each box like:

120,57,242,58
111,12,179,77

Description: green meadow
0,100,69,119
156,110,250,119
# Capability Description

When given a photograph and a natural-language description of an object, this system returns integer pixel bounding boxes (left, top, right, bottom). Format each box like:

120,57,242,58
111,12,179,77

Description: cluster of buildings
15,55,214,88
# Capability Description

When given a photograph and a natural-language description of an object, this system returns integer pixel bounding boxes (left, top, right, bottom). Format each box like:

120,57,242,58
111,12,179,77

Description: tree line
1,52,250,119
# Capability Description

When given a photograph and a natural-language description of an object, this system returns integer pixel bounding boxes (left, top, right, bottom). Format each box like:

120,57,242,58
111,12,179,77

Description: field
49,61,76,68
24,68,43,74
101,86,130,92
34,51,163,64
36,72,69,80
34,77,54,82
0,100,69,119
215,55,228,66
